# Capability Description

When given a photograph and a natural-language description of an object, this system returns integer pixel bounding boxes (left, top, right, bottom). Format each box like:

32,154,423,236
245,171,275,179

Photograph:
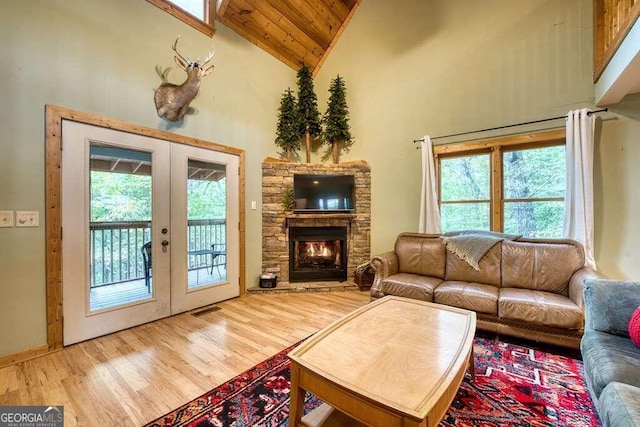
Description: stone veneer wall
262,160,371,284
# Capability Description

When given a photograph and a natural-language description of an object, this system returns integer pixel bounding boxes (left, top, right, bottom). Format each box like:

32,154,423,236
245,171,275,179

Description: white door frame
44,105,245,352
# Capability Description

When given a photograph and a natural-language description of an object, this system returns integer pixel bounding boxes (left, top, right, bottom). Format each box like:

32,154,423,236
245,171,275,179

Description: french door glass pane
187,159,227,289
440,154,490,201
441,203,490,232
503,146,565,199
89,143,153,311
504,201,564,238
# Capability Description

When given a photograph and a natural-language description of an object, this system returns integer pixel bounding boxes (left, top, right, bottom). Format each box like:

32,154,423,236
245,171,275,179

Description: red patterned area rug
144,337,600,427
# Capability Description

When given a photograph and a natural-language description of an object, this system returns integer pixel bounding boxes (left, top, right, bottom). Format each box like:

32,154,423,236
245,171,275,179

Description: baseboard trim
0,344,54,368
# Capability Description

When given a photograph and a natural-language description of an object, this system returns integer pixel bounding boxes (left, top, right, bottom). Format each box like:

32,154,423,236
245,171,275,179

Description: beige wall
316,0,640,279
0,1,294,356
594,93,640,278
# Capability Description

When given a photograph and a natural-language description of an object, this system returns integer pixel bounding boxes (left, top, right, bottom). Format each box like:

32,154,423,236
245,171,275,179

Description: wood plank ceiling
216,0,362,74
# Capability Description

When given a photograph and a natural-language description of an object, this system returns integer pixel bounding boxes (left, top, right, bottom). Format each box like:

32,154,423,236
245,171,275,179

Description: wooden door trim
45,104,246,353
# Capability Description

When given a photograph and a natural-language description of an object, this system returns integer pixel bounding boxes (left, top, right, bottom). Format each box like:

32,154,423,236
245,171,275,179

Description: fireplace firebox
289,226,348,282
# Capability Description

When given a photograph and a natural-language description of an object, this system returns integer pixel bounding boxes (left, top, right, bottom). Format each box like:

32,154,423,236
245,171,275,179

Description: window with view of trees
436,130,566,238
146,0,215,37
440,154,490,232
503,146,565,237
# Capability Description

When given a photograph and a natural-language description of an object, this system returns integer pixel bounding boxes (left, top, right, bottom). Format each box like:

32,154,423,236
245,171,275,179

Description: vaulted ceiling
216,0,362,74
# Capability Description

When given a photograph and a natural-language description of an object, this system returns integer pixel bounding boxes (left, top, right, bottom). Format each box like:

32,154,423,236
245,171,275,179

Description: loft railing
89,219,226,288
594,0,640,81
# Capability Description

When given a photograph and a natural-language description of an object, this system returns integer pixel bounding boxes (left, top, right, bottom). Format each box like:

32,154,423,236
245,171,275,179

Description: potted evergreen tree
275,88,302,162
323,75,352,164
296,65,322,163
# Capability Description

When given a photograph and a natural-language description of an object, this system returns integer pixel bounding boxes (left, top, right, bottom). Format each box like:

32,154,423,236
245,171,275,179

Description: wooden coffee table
288,296,476,427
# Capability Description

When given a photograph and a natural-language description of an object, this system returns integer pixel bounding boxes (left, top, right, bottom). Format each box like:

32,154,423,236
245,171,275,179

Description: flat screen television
293,174,355,212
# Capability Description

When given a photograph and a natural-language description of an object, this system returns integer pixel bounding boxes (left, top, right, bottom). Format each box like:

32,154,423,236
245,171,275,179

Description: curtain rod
413,108,609,144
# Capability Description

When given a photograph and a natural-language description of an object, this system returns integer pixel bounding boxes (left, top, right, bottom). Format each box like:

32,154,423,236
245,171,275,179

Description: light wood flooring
0,291,370,426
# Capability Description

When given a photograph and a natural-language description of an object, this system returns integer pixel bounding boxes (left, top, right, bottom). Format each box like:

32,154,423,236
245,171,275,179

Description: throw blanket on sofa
442,230,521,270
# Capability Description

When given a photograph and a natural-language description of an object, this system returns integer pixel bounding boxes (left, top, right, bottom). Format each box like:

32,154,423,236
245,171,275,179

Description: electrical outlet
16,211,39,227
0,211,13,227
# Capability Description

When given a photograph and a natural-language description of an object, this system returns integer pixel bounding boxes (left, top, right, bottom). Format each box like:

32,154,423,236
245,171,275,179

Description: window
502,145,565,237
147,0,216,37
440,154,490,231
436,130,566,238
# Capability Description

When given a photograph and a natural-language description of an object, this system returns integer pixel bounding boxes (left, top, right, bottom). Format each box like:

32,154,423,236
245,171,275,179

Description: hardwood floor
0,291,370,426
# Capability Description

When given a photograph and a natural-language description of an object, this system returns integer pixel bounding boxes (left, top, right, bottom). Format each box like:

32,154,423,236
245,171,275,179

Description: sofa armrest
369,251,399,299
584,279,640,335
568,267,607,308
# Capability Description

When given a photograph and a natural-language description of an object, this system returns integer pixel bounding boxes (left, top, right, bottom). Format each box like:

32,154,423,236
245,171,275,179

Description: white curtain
564,109,596,269
418,135,442,234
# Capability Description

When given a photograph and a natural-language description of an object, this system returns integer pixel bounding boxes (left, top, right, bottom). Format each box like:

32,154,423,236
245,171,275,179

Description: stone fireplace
262,160,371,286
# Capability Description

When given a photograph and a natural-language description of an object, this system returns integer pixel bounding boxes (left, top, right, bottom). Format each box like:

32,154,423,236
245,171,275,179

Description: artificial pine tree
275,88,302,162
322,75,352,164
296,64,322,163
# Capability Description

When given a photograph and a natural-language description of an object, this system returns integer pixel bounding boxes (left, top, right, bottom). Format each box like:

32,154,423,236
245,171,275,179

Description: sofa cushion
584,279,640,336
381,273,442,302
597,382,640,427
501,240,583,294
445,242,501,287
434,281,498,315
395,234,446,279
498,288,582,329
581,330,640,399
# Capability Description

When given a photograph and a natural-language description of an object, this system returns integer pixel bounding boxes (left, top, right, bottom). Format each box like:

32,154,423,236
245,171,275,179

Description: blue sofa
581,279,640,426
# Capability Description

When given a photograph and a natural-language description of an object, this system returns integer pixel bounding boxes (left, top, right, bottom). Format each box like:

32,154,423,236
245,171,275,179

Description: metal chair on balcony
210,243,226,278
142,242,152,291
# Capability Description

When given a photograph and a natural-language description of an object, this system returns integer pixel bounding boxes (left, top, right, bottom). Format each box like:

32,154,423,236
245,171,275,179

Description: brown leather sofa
370,233,605,349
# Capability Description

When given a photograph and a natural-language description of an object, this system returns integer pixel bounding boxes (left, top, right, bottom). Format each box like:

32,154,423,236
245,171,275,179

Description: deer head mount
154,36,215,122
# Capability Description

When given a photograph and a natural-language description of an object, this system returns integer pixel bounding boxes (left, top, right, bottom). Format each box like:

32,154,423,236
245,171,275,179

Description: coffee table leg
289,362,305,427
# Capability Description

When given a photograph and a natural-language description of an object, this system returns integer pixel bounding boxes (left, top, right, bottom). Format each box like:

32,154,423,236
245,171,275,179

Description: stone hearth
261,159,371,290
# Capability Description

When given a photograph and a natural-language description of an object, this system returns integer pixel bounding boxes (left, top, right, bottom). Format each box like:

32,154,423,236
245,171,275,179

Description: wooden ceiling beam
341,0,358,9
216,0,362,73
268,0,333,48
229,0,321,64
305,0,344,37
216,0,231,18
283,0,338,42
240,0,325,59
319,0,350,22
219,4,318,70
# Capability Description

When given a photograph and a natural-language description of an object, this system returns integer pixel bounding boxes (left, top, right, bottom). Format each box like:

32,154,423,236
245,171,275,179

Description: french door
61,121,239,345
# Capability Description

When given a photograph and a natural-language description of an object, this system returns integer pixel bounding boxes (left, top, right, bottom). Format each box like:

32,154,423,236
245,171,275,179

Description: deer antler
198,49,215,75
172,36,192,70
200,49,215,67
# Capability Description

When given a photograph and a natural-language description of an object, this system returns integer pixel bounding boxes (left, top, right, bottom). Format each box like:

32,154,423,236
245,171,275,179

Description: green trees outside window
439,143,566,238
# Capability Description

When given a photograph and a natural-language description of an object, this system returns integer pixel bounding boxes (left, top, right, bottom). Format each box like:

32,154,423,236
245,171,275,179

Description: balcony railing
89,219,226,288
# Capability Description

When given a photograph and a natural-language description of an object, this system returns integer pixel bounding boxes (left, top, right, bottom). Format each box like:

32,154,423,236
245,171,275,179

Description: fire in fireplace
289,226,347,282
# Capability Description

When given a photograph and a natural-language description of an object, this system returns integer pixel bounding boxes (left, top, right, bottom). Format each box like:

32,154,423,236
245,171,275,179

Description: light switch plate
16,211,39,227
0,211,13,227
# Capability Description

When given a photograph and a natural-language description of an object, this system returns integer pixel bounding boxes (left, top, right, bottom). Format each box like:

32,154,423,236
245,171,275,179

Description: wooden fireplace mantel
285,213,356,228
